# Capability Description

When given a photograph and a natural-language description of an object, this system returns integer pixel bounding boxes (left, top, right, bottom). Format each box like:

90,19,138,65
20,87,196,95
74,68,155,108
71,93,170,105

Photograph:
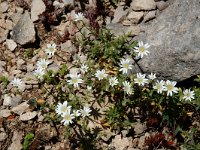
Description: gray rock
127,11,144,24
107,23,141,36
11,101,30,115
9,9,23,25
3,94,22,107
12,11,36,45
111,135,129,150
8,131,23,150
31,0,46,22
0,28,8,43
61,40,76,54
143,10,156,22
48,63,60,73
0,1,8,13
0,132,7,141
24,73,38,85
112,6,129,23
26,63,34,72
135,0,200,81
131,0,156,11
5,19,13,30
62,0,74,6
0,109,11,117
6,39,17,51
133,122,147,135
156,1,169,11
19,111,37,121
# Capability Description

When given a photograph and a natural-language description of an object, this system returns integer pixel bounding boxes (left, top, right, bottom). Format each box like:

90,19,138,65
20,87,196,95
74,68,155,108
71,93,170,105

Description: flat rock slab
19,111,37,121
131,0,156,11
12,11,35,45
135,0,200,81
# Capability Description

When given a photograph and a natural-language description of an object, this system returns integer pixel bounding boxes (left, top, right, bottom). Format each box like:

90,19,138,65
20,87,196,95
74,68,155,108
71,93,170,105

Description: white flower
148,73,156,80
165,80,178,96
56,101,72,116
109,77,119,87
10,78,25,91
134,41,150,58
80,64,88,74
45,43,57,56
61,109,75,125
73,110,81,117
81,105,92,118
153,80,166,94
33,68,45,80
95,69,108,80
119,58,133,74
36,59,50,70
67,73,83,88
183,89,195,101
74,12,84,21
87,86,92,91
122,81,132,94
134,73,148,86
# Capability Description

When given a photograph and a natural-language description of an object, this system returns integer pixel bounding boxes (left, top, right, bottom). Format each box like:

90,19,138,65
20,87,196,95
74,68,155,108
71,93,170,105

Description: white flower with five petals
122,81,132,95
134,73,148,86
81,105,92,118
95,69,108,80
183,89,195,101
33,68,45,80
164,80,178,96
45,43,57,56
67,73,83,88
134,41,150,58
36,59,50,70
61,109,75,125
74,12,84,22
148,73,156,80
109,77,119,87
55,101,72,116
119,58,133,74
10,78,25,91
80,64,89,74
153,80,166,94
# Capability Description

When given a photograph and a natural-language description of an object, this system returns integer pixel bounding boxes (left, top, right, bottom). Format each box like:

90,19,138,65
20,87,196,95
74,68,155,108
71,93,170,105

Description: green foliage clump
22,133,34,150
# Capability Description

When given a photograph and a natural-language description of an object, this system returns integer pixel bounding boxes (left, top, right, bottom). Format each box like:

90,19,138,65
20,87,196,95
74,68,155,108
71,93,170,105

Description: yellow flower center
123,63,129,69
64,115,71,121
61,107,67,112
167,85,173,91
72,78,78,84
139,47,145,52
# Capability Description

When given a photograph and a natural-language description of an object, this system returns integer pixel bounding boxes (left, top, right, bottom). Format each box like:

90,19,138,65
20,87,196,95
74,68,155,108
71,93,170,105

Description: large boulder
12,11,36,45
135,0,200,81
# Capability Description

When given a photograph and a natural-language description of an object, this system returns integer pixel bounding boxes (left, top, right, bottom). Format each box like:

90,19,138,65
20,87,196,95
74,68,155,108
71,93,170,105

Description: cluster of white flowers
33,43,57,80
34,58,50,80
153,80,178,96
56,101,91,125
10,77,25,91
152,79,195,100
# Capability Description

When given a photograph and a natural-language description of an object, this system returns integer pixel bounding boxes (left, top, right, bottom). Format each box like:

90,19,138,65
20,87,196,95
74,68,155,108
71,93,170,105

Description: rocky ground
0,0,200,150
